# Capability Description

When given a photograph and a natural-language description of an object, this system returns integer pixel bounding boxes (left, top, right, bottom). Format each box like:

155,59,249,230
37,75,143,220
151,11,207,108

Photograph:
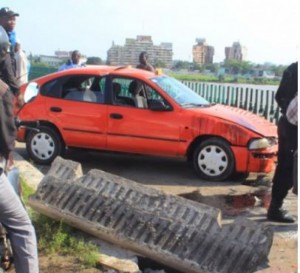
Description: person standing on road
136,51,155,72
0,7,24,107
58,50,83,71
15,39,29,86
0,13,39,273
0,7,19,73
267,62,298,223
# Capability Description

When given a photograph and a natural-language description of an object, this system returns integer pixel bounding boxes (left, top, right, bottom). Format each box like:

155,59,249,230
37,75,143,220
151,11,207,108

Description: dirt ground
7,254,102,273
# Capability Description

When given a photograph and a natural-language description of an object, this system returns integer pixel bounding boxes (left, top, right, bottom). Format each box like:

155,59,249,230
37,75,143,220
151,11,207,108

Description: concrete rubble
27,156,274,273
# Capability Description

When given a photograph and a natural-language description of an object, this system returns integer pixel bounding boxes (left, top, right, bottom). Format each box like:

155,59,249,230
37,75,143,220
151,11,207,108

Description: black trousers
271,115,298,207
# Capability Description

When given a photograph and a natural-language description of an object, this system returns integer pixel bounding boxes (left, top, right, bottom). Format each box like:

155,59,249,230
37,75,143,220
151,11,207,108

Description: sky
1,0,299,65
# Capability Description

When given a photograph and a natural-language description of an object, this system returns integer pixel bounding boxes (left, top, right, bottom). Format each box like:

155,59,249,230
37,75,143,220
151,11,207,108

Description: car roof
33,65,158,83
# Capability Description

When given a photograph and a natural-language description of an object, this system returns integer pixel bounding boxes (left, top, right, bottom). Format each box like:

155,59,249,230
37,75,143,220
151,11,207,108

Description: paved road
16,143,268,194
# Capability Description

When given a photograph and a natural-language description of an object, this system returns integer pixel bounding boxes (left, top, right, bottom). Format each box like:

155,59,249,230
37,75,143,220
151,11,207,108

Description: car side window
111,78,136,107
40,75,105,103
40,78,63,98
144,85,171,110
63,76,106,103
111,77,170,110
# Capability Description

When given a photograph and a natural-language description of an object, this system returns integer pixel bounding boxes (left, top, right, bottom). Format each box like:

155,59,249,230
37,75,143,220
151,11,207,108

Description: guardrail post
253,89,259,114
259,91,264,116
233,87,238,107
263,90,270,120
225,86,230,105
230,87,236,106
243,88,249,110
269,92,276,123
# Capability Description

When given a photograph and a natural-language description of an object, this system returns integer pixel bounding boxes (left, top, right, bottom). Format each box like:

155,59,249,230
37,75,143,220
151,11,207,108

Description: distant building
225,42,247,61
192,38,214,64
39,55,62,67
39,51,87,68
54,50,71,59
107,35,173,68
55,50,87,64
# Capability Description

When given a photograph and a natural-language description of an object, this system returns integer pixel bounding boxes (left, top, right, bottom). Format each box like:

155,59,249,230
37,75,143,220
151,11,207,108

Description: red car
16,66,278,181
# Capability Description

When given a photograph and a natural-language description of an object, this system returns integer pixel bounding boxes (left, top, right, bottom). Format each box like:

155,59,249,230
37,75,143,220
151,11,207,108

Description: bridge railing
182,81,280,124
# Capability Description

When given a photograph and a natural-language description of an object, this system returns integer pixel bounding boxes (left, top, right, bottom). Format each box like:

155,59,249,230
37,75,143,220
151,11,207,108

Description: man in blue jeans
0,31,39,273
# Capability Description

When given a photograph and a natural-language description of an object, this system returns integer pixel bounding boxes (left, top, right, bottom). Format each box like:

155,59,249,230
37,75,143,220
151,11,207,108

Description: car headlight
248,138,270,150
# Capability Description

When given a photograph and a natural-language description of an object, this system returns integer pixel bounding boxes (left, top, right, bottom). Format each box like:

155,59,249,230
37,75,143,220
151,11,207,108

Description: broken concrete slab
99,253,139,273
28,157,273,273
45,155,83,180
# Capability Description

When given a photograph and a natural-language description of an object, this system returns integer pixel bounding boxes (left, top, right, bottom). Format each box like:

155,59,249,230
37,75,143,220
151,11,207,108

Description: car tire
193,137,235,181
26,126,63,165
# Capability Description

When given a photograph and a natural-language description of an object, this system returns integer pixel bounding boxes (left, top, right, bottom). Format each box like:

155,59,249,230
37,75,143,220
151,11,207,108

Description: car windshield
151,76,210,107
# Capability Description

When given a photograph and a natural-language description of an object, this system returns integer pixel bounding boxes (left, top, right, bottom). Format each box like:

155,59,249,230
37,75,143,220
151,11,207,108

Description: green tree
86,57,102,65
270,65,287,77
173,60,190,70
153,59,166,68
223,60,252,75
192,62,205,71
203,63,219,73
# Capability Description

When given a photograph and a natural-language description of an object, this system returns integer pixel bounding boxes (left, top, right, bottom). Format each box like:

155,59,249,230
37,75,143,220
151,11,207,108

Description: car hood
191,104,277,137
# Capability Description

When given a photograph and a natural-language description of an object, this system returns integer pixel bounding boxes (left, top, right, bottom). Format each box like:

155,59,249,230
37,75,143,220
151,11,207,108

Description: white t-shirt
15,49,29,86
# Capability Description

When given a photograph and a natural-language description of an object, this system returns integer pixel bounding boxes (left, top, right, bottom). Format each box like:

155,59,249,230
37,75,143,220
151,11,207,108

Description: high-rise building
192,38,214,64
225,42,247,61
107,35,173,68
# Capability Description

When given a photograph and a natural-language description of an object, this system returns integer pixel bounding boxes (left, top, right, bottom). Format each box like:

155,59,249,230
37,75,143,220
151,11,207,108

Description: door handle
110,113,123,119
50,107,62,112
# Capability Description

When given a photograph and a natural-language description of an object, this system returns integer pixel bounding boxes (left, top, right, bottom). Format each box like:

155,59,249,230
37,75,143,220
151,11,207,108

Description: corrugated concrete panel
29,157,273,273
45,156,83,180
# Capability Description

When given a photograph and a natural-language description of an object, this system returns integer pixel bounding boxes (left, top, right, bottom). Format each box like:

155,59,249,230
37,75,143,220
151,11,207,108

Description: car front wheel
26,126,63,165
193,137,235,181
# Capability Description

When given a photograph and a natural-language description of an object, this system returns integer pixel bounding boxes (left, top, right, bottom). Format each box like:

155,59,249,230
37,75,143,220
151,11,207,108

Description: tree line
171,59,287,77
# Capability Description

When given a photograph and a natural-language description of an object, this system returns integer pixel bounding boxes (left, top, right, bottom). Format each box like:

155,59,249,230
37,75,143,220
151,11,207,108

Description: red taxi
16,66,278,181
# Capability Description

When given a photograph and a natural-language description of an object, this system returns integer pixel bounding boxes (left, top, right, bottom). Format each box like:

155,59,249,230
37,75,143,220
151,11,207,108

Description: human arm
0,90,17,160
2,55,24,107
275,62,298,114
146,63,155,72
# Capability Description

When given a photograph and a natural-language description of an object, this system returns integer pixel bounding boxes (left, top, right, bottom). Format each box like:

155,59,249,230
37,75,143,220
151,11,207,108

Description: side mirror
24,82,39,103
148,99,171,111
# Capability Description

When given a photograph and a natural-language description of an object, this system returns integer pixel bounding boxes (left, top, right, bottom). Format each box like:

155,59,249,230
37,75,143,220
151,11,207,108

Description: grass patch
20,178,100,268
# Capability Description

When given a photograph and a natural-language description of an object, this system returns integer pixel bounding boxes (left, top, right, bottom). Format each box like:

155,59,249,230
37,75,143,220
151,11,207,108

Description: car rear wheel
193,137,235,181
26,126,63,165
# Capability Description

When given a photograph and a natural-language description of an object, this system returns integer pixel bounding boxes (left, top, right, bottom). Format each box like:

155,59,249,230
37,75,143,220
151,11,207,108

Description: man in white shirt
14,40,28,86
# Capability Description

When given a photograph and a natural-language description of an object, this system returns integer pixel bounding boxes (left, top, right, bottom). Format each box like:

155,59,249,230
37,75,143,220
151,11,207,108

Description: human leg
268,116,298,222
0,171,39,273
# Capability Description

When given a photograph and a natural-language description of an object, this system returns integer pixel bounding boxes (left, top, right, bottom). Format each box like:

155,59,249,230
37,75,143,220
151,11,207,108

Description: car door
41,75,108,149
106,77,183,156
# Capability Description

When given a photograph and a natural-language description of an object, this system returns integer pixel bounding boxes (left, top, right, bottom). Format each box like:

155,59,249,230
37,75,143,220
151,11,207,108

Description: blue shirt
58,60,83,71
7,31,16,48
